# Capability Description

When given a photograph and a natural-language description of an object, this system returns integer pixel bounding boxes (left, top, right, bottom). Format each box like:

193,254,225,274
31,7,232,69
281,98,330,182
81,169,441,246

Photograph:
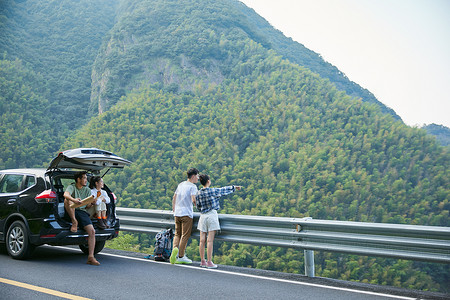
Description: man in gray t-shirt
65,182,91,212
64,171,100,266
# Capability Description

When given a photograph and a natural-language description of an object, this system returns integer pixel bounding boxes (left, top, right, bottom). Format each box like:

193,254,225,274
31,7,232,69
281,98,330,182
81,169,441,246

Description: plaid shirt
195,186,236,214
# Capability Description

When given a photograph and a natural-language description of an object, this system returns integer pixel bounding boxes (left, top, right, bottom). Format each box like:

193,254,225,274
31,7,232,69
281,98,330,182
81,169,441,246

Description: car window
60,178,76,191
25,175,36,189
0,174,24,193
53,177,78,193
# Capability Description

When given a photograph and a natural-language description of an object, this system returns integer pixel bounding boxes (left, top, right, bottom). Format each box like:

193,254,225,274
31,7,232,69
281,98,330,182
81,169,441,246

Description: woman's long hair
89,176,102,189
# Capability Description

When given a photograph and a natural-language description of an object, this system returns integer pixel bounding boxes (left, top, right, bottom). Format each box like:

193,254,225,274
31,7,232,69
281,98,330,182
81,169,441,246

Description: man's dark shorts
64,209,92,228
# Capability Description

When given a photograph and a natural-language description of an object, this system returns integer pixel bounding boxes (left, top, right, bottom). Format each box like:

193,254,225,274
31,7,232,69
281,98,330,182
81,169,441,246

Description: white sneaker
175,255,192,264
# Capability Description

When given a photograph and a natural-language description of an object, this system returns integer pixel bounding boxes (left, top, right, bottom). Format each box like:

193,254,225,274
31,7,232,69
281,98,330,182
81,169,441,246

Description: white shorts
95,201,107,212
197,210,220,232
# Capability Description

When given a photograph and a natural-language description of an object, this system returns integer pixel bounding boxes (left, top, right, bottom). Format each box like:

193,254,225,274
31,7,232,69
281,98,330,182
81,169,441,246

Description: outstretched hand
235,186,243,191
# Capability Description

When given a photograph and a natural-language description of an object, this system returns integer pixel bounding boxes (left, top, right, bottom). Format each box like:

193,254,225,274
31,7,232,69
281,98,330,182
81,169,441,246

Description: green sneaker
170,247,178,264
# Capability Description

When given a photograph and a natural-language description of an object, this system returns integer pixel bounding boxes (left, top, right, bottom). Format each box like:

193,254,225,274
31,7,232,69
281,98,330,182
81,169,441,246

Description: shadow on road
0,244,84,262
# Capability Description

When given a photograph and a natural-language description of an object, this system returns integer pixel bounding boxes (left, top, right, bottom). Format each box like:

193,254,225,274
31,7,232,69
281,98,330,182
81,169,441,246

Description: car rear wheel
6,220,35,259
79,240,105,255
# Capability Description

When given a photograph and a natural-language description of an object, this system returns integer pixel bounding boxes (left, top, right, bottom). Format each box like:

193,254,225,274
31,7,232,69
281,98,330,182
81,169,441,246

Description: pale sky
240,0,450,127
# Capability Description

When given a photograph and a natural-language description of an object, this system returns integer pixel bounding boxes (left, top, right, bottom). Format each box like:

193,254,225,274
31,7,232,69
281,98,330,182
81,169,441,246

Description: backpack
153,228,174,261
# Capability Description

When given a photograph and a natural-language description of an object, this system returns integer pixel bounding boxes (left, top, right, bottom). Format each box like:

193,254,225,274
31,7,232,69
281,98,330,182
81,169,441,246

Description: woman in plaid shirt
196,174,242,269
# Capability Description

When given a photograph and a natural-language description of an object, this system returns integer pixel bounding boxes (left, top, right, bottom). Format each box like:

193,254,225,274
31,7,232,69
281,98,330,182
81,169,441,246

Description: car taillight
35,190,57,203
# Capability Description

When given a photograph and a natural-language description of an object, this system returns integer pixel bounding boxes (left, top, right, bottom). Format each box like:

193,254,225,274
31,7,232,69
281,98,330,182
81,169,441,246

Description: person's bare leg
64,200,78,232
207,230,216,262
85,224,99,265
86,225,96,256
199,232,207,262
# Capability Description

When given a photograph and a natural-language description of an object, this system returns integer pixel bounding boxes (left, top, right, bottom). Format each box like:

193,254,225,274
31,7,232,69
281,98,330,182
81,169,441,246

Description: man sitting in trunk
64,171,100,266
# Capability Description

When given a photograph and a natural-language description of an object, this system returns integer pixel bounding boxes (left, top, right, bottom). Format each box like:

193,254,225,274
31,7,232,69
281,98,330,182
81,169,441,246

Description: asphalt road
0,245,447,300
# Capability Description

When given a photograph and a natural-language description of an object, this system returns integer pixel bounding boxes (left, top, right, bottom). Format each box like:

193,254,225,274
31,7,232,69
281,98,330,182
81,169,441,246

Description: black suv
0,148,131,259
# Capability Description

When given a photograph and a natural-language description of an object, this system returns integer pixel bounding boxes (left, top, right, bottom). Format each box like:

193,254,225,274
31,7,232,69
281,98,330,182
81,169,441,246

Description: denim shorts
197,210,220,232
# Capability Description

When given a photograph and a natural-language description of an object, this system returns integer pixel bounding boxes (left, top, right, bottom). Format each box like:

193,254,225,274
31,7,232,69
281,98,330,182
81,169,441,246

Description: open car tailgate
48,148,131,172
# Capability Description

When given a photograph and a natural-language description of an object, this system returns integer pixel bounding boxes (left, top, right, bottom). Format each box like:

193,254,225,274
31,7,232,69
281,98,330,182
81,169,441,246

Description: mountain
422,124,450,147
88,0,399,121
0,0,448,292
71,0,448,226
67,51,449,227
0,58,63,168
0,0,118,166
0,0,401,170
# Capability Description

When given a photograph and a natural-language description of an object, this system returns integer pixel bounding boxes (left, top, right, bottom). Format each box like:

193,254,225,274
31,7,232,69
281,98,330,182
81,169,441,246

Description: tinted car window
25,175,36,189
54,177,77,193
0,174,24,193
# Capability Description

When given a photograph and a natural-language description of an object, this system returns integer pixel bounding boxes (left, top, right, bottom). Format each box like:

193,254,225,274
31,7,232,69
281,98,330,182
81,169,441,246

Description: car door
0,173,24,241
17,174,52,221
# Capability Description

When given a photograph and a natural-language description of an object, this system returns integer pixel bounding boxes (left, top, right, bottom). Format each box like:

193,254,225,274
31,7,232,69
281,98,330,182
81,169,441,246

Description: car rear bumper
29,218,120,246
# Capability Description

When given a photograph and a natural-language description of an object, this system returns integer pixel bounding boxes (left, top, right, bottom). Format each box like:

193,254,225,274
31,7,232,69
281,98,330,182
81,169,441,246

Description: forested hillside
0,0,119,167
89,0,399,120
65,46,449,226
0,0,118,124
423,124,450,147
0,58,63,168
1,0,448,292
74,0,449,226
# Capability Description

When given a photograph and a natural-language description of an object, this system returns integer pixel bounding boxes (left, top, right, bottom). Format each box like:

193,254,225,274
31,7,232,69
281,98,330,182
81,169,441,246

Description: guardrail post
299,217,315,277
304,250,315,277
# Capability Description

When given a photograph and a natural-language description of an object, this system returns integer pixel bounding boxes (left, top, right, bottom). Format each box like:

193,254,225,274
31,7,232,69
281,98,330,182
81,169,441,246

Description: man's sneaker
200,259,207,268
175,255,192,264
170,247,179,264
206,261,217,269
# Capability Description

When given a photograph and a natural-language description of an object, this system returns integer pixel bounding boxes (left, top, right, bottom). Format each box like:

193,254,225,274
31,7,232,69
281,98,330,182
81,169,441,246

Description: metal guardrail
116,207,450,277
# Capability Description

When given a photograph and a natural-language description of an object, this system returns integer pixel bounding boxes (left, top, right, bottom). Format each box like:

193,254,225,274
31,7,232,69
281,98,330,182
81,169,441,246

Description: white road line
93,250,415,300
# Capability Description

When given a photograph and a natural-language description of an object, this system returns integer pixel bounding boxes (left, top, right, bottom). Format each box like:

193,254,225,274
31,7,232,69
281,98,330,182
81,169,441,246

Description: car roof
0,168,47,177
